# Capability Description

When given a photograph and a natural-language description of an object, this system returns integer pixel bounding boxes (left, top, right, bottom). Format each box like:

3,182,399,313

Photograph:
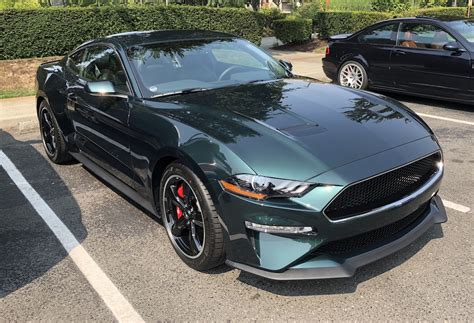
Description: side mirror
85,81,127,98
279,59,293,72
443,42,464,52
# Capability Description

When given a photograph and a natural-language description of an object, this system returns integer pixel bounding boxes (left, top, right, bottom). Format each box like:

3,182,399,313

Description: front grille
325,152,441,220
316,202,429,256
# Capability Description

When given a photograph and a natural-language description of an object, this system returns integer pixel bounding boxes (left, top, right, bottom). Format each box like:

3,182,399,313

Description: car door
353,22,399,87
66,44,135,186
390,22,471,100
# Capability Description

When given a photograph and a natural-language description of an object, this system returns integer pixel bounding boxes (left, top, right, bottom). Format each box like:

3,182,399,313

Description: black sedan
36,30,446,280
323,17,473,104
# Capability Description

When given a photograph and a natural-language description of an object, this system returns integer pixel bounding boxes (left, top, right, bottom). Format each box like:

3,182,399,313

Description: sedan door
66,44,136,187
390,22,471,101
354,22,399,87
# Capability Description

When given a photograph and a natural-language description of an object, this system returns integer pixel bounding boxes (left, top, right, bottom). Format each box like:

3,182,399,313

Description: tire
159,162,225,271
338,60,369,90
38,100,73,164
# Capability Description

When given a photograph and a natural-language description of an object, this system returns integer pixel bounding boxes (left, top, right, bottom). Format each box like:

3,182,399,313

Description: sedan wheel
338,61,368,90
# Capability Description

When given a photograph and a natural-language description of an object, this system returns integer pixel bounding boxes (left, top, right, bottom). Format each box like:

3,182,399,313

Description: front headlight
219,174,316,200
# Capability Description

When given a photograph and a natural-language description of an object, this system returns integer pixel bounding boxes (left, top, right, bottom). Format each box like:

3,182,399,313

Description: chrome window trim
322,151,443,223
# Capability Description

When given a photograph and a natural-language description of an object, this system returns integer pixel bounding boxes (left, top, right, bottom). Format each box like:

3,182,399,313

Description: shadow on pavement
379,92,473,113
237,224,443,295
0,129,87,298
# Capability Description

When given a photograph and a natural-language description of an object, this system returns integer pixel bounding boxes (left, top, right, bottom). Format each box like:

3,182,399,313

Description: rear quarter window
358,23,398,46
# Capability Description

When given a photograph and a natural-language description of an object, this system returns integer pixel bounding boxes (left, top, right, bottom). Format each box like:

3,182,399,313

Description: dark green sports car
36,30,447,280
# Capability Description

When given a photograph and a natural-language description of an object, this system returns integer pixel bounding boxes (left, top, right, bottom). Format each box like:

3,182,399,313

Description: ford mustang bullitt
36,30,447,280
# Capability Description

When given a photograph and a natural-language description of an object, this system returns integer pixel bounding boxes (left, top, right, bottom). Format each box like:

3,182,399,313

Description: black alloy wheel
163,175,205,258
159,162,225,270
40,106,57,157
38,101,72,164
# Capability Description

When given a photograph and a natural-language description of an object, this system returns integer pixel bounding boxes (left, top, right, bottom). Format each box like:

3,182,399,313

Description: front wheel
159,162,225,271
338,61,369,90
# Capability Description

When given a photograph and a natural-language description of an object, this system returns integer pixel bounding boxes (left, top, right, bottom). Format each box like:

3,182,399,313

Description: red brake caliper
176,183,185,220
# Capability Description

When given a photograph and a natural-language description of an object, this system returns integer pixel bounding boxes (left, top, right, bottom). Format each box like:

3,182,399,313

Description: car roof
78,30,237,50
379,16,469,24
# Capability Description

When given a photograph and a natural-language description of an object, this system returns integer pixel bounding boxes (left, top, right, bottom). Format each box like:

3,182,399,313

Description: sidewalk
269,50,331,83
0,96,36,130
0,51,330,131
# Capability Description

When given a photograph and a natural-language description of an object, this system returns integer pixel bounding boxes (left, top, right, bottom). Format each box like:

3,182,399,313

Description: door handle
394,49,406,55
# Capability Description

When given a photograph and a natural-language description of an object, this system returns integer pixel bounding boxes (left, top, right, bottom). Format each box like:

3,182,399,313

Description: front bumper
226,195,447,280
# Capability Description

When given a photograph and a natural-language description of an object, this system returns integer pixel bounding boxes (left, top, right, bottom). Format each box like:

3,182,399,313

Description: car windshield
126,38,289,98
447,20,474,45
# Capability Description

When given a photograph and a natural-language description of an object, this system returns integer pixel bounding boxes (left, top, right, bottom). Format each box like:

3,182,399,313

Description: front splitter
226,195,447,280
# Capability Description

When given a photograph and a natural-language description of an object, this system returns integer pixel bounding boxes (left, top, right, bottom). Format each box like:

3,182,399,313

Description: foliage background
1,5,265,59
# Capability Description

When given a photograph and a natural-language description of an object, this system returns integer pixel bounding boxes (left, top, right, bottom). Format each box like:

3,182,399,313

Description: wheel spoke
188,226,200,255
169,185,186,210
192,219,203,227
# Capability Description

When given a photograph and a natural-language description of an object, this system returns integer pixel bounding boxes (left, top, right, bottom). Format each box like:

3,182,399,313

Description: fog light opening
245,221,316,235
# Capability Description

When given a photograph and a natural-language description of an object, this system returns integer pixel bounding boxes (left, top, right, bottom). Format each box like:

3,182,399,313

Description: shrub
295,2,323,20
315,11,393,39
409,6,468,17
273,18,312,44
1,5,266,59
260,7,286,27
371,0,410,13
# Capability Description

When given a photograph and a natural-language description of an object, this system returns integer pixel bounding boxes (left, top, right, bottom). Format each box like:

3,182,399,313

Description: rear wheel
159,162,225,271
38,100,72,164
338,61,368,90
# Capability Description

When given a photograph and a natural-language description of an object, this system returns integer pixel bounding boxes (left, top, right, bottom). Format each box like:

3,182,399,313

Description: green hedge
408,6,468,17
315,11,393,39
273,18,313,44
1,6,266,60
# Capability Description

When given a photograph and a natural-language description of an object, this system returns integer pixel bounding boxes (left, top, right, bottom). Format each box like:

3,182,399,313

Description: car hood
146,79,432,181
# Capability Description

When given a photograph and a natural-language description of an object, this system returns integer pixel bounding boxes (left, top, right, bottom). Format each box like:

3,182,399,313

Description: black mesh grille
325,153,441,220
316,203,429,256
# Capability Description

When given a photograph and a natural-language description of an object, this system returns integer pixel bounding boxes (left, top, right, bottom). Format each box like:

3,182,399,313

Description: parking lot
1,83,473,320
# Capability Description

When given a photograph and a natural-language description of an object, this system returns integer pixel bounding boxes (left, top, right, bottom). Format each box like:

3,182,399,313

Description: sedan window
358,23,398,45
80,45,130,94
398,23,456,50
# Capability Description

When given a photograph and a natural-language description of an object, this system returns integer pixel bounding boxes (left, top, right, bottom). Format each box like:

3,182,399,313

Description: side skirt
70,152,159,218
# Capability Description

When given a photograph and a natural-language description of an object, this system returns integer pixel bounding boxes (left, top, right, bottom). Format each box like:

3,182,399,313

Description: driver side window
81,45,130,94
398,23,456,50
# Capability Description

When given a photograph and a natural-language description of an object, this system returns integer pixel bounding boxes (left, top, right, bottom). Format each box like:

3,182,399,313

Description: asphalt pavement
1,48,473,320
0,93,473,321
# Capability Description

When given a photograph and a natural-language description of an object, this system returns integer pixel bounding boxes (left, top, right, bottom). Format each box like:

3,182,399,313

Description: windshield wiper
150,87,211,98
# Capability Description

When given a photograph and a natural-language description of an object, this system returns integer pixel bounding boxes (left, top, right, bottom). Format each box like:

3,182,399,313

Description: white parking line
443,199,471,213
0,150,144,323
415,112,474,126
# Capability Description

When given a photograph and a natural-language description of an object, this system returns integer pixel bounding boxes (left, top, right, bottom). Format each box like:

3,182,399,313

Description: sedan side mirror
85,81,127,99
443,42,464,52
279,59,293,72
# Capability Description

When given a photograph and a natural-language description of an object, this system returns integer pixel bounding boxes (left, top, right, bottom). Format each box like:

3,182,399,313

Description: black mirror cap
279,59,293,72
443,41,464,52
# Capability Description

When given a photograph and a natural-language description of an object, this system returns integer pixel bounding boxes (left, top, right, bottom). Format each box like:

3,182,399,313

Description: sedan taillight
325,46,330,57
